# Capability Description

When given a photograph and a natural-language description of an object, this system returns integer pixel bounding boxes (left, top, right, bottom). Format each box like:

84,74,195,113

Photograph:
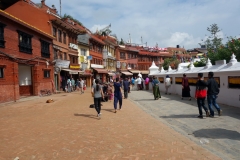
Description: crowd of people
90,71,222,119
160,71,222,119
61,77,86,94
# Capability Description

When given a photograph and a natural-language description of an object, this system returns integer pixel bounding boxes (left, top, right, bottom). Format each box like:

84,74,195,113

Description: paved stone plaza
129,90,240,160
0,89,238,159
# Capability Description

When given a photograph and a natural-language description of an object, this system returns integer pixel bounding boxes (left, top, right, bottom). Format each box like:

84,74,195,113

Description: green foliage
163,58,180,70
199,24,222,51
200,24,240,64
193,58,207,67
63,14,82,26
119,38,125,45
207,38,240,64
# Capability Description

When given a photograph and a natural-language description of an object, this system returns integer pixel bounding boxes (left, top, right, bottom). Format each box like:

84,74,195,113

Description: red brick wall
19,85,33,96
0,14,54,103
5,1,53,35
0,58,19,103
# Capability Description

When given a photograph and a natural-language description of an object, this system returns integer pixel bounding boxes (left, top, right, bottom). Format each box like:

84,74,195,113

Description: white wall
18,65,32,86
150,72,240,108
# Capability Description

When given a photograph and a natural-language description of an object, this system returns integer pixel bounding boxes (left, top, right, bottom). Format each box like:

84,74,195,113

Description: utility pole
59,0,61,17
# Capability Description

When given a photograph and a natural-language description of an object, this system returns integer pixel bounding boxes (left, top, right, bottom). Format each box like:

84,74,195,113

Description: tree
63,14,82,26
119,38,125,45
162,58,180,70
199,24,224,64
193,58,207,67
226,37,240,62
205,24,223,51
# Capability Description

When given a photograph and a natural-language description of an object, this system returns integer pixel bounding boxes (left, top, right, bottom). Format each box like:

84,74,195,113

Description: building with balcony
4,0,86,91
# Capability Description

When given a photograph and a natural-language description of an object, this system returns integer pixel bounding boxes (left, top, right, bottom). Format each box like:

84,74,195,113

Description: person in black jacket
123,78,130,99
195,73,210,118
206,72,222,117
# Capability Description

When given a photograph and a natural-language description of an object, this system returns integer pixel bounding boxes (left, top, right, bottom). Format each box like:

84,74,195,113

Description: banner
80,56,84,63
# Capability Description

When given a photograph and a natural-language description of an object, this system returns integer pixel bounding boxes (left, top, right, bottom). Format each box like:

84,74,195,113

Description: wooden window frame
0,22,6,48
40,39,50,58
43,69,51,78
17,30,33,54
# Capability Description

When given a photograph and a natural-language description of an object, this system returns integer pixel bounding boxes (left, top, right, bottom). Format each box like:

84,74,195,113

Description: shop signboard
69,43,78,50
87,56,92,60
55,59,70,68
116,61,120,68
80,56,84,63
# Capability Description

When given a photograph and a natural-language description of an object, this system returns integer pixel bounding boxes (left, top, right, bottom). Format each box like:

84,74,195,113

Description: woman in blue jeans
113,77,123,113
91,79,104,118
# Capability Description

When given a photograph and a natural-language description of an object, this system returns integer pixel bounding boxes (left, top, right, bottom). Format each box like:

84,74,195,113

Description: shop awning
108,72,115,76
140,70,149,74
93,68,108,74
128,70,140,74
61,68,84,74
121,71,133,76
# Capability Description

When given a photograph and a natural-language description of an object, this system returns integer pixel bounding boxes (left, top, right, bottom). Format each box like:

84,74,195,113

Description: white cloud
32,0,240,49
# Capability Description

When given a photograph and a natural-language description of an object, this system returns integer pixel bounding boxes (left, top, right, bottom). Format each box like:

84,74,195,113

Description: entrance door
18,64,33,96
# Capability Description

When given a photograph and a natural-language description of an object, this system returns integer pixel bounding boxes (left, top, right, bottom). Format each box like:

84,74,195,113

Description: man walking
165,75,171,94
207,72,222,117
123,78,129,99
79,78,84,94
195,73,210,118
71,78,75,91
137,76,142,90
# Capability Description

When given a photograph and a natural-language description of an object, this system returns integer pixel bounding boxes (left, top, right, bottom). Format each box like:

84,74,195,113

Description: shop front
55,59,70,91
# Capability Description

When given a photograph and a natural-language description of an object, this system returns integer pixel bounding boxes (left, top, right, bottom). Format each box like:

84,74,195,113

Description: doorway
18,64,33,96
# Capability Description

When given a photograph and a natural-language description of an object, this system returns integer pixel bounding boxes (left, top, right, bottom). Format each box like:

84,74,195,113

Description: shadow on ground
160,114,200,118
193,128,240,140
132,90,240,121
101,109,115,113
74,113,99,120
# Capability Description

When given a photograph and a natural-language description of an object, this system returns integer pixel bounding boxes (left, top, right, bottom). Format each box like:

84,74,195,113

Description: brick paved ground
0,89,221,160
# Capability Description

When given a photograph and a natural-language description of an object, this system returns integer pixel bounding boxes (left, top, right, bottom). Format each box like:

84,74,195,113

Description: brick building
89,34,107,82
116,44,172,78
4,0,86,91
0,9,54,103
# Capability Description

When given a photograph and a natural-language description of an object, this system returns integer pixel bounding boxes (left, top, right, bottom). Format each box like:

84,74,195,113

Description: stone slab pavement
129,90,240,160
0,89,221,160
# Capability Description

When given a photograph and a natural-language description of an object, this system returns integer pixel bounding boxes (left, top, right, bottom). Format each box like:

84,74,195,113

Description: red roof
90,34,105,45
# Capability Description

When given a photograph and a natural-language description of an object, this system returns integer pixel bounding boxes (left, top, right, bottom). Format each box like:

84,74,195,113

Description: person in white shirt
137,76,142,90
165,75,171,95
79,78,84,94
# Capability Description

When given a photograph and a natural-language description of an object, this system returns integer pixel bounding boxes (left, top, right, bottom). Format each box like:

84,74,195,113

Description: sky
32,0,240,49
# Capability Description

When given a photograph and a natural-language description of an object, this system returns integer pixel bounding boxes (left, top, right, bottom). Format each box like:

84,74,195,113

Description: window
0,67,4,78
17,30,33,54
53,27,57,37
40,39,50,58
63,32,66,44
81,48,86,56
58,29,62,42
120,52,125,59
44,70,50,78
228,76,240,89
0,22,6,48
54,49,58,59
